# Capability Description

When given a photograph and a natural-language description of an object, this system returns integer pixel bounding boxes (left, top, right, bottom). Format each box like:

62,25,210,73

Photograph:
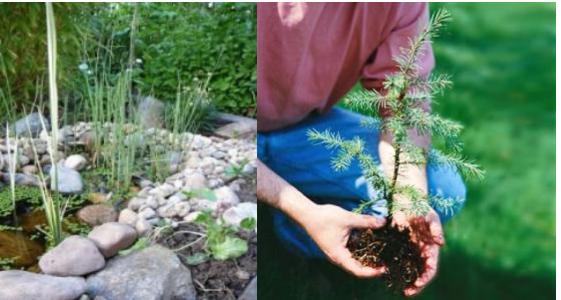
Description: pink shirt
257,3,434,132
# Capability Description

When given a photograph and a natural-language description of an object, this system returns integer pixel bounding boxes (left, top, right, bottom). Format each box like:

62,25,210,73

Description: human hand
301,204,387,278
392,207,444,297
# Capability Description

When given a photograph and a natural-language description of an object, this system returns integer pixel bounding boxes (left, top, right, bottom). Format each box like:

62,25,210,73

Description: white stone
64,154,87,171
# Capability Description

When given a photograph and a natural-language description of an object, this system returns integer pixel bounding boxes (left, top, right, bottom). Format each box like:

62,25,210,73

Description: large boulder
39,235,105,276
137,96,165,129
87,245,196,300
13,113,50,138
0,270,86,300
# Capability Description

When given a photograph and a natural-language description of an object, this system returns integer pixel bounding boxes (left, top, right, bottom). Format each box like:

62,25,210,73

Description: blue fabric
258,107,467,258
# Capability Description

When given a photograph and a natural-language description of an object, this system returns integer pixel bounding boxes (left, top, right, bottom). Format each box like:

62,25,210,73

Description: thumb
348,213,386,229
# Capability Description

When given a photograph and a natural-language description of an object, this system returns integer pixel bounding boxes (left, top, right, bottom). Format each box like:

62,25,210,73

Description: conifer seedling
308,9,483,292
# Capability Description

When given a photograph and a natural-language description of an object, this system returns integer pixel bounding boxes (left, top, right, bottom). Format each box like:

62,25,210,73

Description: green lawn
258,3,555,299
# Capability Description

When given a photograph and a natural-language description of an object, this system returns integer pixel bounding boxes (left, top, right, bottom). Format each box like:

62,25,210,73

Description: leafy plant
225,159,249,178
184,188,217,201
119,237,151,256
194,211,248,261
240,217,256,231
308,9,483,218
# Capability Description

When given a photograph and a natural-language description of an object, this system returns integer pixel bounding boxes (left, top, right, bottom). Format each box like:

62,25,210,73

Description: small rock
18,154,30,166
0,270,86,300
118,209,138,226
21,165,38,175
138,207,157,220
13,113,50,138
88,192,110,204
50,165,84,194
39,235,105,276
238,277,257,300
174,202,191,218
184,172,207,190
65,154,87,171
236,269,251,281
168,192,187,204
127,197,145,211
88,222,138,257
77,204,118,226
222,202,257,229
183,211,202,223
135,218,153,236
146,196,159,209
214,186,240,211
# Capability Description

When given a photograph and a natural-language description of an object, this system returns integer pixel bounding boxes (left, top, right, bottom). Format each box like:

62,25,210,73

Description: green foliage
86,3,256,116
308,9,483,218
119,237,151,256
0,257,15,270
63,219,91,236
240,217,257,231
0,3,90,119
194,211,248,261
0,186,48,217
184,188,217,201
225,159,250,178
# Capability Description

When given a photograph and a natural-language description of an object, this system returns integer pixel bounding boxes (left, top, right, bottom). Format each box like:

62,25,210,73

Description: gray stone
64,154,87,171
214,121,256,139
88,222,138,257
18,154,30,166
86,245,196,300
127,197,145,211
222,202,257,229
50,165,84,194
118,208,138,226
135,218,153,236
214,186,240,211
184,172,207,190
0,270,86,300
77,204,118,226
238,277,257,300
21,165,38,175
39,235,105,276
137,96,165,129
138,207,157,220
13,113,50,138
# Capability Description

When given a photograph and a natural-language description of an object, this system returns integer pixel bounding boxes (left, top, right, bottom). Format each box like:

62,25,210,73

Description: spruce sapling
307,9,484,291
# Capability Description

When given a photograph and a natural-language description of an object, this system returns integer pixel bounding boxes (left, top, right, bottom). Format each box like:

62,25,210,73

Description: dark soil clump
347,223,424,292
160,223,257,300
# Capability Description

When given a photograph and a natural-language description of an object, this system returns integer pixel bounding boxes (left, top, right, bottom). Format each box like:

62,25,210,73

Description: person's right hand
301,204,387,278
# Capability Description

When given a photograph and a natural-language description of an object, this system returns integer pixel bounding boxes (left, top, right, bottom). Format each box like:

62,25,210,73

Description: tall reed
41,2,63,246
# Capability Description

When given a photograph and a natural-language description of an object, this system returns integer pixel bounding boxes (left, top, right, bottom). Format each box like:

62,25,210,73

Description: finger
428,214,445,246
333,249,386,278
404,245,439,296
348,213,386,229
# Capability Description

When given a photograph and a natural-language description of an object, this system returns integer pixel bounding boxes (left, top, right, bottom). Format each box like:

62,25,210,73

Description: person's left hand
392,206,444,297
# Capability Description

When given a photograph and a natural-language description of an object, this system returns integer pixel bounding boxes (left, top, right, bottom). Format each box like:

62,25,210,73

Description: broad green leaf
210,236,248,260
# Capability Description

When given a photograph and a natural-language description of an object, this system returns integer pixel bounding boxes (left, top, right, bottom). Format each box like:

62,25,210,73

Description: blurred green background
259,3,555,300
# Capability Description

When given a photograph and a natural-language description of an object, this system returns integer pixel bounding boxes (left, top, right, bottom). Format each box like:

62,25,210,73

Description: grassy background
258,3,555,300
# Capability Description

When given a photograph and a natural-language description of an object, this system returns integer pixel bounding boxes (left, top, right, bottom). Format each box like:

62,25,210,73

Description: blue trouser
258,107,467,258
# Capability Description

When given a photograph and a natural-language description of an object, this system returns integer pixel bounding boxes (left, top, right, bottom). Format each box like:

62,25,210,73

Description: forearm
256,159,316,228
